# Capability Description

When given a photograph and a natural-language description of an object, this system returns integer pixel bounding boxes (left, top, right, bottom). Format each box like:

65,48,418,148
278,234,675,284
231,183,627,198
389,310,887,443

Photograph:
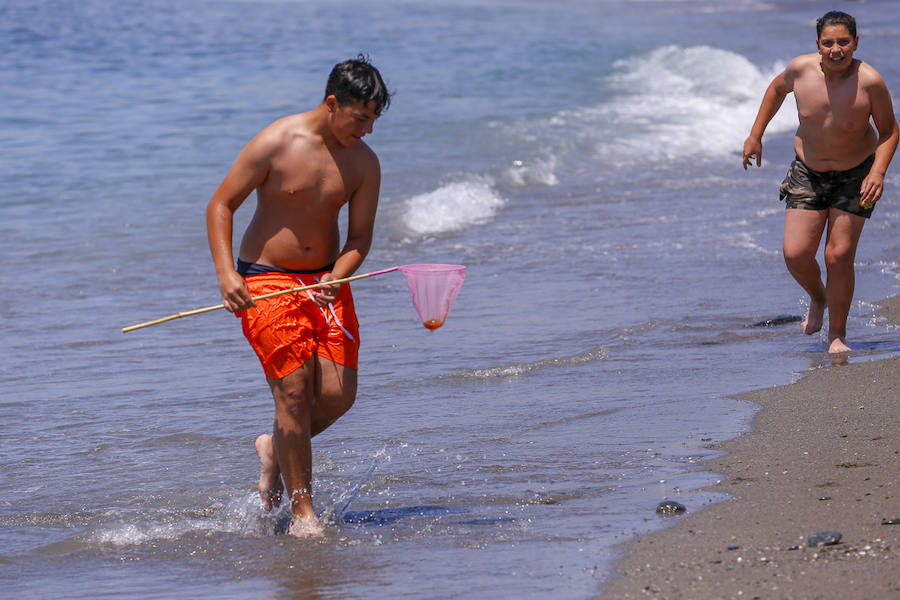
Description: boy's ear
325,95,339,112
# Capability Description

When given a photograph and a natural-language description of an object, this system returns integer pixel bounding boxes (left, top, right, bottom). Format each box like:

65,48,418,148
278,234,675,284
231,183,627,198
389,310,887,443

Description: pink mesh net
398,264,466,330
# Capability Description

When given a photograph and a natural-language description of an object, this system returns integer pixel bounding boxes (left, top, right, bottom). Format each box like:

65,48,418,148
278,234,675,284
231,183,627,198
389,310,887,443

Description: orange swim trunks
238,271,360,379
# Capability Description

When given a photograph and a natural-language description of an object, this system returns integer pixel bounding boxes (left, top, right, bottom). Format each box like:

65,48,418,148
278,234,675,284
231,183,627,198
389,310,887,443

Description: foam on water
453,345,608,379
401,45,799,227
496,45,797,174
603,46,793,157
499,156,560,187
402,178,506,235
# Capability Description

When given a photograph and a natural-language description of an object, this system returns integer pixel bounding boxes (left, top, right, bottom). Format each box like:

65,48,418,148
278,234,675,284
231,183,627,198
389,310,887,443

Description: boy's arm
743,63,796,169
206,133,273,312
860,75,899,207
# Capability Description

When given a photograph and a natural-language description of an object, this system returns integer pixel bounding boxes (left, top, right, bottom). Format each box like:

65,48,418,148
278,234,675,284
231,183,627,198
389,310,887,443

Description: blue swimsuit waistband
237,259,335,277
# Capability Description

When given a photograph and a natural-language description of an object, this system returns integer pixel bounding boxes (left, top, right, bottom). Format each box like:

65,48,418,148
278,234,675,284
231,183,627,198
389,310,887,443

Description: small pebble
881,518,900,525
808,531,842,547
655,500,686,516
818,496,831,501
727,545,740,551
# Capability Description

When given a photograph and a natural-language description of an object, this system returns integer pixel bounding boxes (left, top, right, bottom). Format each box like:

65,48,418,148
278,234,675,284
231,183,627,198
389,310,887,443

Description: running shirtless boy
743,11,898,354
207,56,391,536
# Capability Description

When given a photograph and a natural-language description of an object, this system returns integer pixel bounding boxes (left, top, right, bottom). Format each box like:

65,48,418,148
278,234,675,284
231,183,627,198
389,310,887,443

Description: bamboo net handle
122,266,399,334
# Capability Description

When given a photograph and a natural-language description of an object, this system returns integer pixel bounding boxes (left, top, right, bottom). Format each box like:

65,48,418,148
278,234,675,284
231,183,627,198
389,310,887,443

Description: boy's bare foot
828,336,851,354
255,434,283,511
288,516,326,538
802,299,825,335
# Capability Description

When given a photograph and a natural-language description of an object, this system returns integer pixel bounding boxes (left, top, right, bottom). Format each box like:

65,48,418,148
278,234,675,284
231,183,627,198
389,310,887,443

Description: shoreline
599,296,900,599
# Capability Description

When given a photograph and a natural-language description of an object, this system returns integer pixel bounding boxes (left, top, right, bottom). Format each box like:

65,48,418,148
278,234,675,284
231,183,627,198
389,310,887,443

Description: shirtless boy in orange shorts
206,56,391,536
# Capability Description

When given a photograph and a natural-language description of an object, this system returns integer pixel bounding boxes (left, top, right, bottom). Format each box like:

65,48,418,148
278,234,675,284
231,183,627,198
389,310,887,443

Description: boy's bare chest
794,74,870,128
265,147,360,206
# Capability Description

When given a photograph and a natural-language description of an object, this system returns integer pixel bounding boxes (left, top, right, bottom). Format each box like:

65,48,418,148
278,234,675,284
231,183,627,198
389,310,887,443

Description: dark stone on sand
787,545,800,551
727,545,739,551
808,531,842,547
749,314,803,328
655,500,687,516
882,518,900,525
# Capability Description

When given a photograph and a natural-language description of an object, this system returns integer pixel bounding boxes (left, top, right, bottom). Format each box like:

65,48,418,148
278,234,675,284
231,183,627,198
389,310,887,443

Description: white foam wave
399,46,796,236
500,156,559,187
402,179,506,235
542,45,797,164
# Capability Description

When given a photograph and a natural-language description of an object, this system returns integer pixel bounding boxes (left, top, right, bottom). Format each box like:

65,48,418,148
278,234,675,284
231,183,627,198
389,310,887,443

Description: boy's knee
824,243,854,267
782,246,812,267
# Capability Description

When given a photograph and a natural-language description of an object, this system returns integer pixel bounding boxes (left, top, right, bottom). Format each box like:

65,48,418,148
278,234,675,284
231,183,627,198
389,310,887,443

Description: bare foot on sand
255,434,283,511
802,299,825,335
828,336,851,354
288,516,326,538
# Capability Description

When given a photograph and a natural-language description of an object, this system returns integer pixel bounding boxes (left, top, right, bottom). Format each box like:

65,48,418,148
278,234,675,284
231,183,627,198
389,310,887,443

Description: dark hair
816,11,856,38
324,54,392,113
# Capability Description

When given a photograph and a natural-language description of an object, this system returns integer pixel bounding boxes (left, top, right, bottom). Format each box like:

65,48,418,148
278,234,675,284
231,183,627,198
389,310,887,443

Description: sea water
2,0,899,598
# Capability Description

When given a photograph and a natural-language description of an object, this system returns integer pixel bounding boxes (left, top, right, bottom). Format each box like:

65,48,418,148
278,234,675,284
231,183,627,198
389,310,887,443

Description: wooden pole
122,266,400,333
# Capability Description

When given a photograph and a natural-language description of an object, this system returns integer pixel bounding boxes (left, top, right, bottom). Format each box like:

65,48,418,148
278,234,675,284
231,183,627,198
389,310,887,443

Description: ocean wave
398,45,795,235
401,178,506,235
515,45,796,167
600,45,795,160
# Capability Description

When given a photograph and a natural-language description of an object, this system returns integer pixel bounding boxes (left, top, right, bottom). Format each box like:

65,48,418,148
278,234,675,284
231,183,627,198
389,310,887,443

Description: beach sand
600,296,900,599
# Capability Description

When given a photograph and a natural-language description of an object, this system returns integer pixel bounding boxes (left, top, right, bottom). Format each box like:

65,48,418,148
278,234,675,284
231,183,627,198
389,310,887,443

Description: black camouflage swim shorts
779,154,876,218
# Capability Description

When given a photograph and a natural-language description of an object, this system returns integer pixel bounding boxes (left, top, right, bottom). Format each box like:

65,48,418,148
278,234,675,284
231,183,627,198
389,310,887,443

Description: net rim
398,263,466,274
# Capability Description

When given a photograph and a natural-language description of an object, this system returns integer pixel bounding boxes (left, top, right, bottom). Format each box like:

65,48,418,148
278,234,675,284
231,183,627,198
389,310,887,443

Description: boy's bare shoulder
259,113,311,143
246,115,295,154
248,113,325,164
856,60,888,88
785,52,821,75
354,139,380,170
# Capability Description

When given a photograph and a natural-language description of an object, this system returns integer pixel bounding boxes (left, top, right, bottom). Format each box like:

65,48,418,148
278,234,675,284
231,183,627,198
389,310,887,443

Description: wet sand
600,296,900,599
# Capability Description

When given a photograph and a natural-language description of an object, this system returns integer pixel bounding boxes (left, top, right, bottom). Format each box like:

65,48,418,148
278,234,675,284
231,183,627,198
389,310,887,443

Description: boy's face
326,96,381,147
816,24,858,73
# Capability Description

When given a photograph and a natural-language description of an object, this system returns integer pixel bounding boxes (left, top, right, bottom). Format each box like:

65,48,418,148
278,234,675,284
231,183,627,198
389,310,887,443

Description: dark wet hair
816,11,856,39
324,54,392,113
